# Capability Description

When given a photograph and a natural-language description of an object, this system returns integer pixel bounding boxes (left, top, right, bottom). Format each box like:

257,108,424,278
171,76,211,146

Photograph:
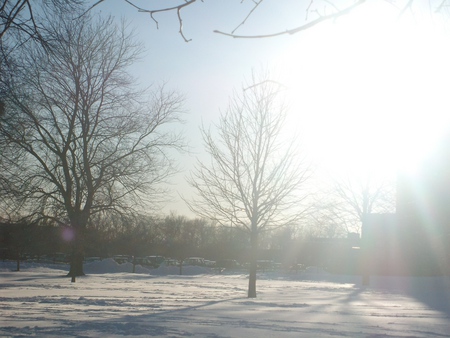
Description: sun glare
277,2,450,180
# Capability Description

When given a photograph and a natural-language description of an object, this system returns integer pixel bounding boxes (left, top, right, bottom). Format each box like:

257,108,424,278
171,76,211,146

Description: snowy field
1,259,450,337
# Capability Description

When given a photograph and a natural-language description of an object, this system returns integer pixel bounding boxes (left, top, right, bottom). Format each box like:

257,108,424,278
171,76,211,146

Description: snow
1,260,449,337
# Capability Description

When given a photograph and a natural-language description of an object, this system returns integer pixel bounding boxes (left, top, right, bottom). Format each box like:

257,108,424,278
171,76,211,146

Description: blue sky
94,1,450,217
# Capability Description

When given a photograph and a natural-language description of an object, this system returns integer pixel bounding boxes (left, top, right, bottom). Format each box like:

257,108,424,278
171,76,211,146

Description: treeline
0,213,362,273
1,214,257,262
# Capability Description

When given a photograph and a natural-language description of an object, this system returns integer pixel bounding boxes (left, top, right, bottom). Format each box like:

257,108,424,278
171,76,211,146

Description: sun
276,1,450,180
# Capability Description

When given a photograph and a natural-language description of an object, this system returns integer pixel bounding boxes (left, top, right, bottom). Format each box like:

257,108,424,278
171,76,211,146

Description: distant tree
120,215,158,273
0,10,185,278
159,213,192,274
187,72,312,298
4,222,31,270
312,172,396,236
336,173,395,219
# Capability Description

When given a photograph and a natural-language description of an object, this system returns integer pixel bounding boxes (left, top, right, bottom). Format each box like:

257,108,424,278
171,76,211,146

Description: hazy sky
95,1,450,217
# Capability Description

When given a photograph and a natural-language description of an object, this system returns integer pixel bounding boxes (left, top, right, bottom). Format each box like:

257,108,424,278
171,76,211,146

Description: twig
306,0,314,20
177,7,191,42
243,80,286,91
79,0,199,42
77,0,105,19
232,0,263,35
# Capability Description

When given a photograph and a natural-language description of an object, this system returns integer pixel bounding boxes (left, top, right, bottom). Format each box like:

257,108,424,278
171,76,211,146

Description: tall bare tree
0,10,185,278
186,73,312,298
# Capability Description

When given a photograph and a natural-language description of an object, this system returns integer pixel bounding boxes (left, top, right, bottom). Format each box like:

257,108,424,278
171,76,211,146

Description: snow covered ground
1,259,449,337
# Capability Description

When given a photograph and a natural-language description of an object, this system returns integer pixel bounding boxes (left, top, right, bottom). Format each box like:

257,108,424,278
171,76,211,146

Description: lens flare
61,227,75,242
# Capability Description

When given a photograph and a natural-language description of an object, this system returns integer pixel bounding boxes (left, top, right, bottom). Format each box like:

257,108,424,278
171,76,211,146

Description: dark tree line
1,213,365,275
1,214,259,264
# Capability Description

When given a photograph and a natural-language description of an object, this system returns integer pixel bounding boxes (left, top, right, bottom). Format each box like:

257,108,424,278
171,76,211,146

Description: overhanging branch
214,0,366,39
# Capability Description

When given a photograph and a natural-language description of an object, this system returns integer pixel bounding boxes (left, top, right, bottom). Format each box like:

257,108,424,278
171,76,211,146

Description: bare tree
336,174,394,219
313,172,396,236
0,10,185,278
186,73,312,298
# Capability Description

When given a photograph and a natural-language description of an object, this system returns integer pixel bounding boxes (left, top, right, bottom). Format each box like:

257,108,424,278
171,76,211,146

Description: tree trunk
361,214,370,286
67,224,85,277
68,251,84,278
248,231,258,298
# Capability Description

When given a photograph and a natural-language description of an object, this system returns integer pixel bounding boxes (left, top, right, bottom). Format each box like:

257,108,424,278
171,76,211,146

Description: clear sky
94,1,450,217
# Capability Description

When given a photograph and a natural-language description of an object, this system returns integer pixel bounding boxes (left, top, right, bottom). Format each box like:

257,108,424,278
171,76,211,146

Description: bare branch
77,0,105,18
120,0,198,42
177,7,191,43
214,0,366,39
231,0,263,35
1,1,84,47
243,79,286,92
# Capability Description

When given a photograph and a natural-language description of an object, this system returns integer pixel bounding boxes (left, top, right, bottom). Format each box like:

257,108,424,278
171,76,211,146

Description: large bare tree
0,10,185,277
187,73,312,298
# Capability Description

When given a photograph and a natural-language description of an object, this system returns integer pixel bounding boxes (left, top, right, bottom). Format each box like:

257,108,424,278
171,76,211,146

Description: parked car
132,256,147,266
204,260,216,267
145,256,165,268
113,255,131,264
183,257,205,266
257,260,274,271
215,259,240,270
163,258,179,266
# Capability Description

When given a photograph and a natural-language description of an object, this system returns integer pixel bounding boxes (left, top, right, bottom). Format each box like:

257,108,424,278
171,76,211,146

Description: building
363,131,450,276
